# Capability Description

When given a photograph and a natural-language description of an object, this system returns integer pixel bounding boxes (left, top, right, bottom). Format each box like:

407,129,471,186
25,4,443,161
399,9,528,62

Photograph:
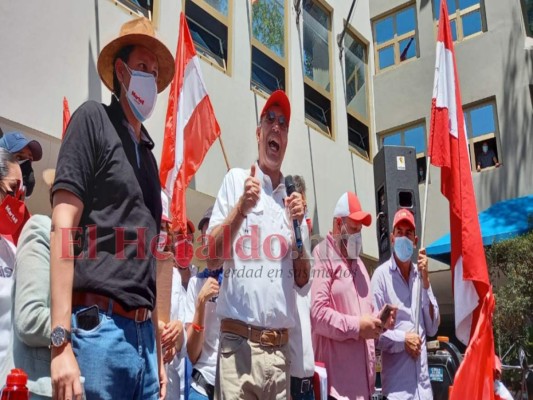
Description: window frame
184,0,233,75
344,26,372,162
250,0,289,97
379,120,428,184
302,0,335,140
521,0,533,37
463,98,502,172
373,2,419,73
112,0,154,18
433,0,487,43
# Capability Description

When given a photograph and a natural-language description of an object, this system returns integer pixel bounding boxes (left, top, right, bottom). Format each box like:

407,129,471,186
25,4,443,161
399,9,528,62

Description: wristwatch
50,325,71,348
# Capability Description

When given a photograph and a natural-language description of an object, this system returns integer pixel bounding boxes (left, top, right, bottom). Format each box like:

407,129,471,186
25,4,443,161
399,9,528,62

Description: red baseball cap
393,209,416,230
333,192,372,226
260,90,291,126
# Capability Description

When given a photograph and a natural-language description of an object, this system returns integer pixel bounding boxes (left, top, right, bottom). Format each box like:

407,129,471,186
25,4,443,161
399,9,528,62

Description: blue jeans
189,386,209,400
291,376,315,400
71,305,159,400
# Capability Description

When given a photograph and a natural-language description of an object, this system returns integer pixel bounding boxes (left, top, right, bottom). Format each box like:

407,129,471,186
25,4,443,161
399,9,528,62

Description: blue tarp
426,195,533,264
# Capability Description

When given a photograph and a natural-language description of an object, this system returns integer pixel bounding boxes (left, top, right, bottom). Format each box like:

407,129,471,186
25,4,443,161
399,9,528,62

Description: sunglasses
1,178,25,199
264,110,287,129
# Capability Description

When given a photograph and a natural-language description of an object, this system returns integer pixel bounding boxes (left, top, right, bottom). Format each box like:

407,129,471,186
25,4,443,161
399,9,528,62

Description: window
434,0,486,42
303,0,333,136
114,0,153,18
373,4,418,72
251,0,287,94
463,100,501,172
381,123,427,183
345,30,370,159
185,0,230,72
522,0,533,37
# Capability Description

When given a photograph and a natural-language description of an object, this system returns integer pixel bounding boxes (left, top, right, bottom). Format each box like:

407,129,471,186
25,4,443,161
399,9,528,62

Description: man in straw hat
49,17,174,400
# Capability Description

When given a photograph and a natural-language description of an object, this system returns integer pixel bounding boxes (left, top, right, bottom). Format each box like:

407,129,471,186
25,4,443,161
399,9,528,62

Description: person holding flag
50,17,174,399
206,90,311,399
371,209,440,399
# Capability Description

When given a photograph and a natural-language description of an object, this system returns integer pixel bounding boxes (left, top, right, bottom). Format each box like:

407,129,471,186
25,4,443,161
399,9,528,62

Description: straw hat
97,17,174,93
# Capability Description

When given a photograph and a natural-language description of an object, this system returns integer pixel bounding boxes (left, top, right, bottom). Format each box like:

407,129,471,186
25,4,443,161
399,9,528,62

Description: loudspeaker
373,146,421,263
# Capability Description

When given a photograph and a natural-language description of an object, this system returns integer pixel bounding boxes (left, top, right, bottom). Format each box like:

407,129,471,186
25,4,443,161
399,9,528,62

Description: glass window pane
459,0,479,9
303,0,330,91
345,34,367,119
450,19,458,41
397,7,416,36
399,37,416,61
462,10,482,37
252,0,285,57
383,133,402,146
376,16,394,44
404,125,426,154
204,0,228,16
469,104,495,137
378,46,395,70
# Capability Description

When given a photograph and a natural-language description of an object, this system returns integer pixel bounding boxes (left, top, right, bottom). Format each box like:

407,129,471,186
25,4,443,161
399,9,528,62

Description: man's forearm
293,248,310,288
50,228,75,331
207,199,245,270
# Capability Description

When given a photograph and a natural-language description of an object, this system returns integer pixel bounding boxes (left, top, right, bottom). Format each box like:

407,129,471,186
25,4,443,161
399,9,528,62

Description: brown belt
220,319,289,347
72,292,152,322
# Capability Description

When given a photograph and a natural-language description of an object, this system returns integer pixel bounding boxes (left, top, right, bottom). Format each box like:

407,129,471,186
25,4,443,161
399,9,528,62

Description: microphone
285,175,303,251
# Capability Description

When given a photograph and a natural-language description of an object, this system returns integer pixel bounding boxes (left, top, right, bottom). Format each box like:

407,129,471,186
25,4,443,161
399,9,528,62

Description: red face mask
0,193,30,245
175,235,193,269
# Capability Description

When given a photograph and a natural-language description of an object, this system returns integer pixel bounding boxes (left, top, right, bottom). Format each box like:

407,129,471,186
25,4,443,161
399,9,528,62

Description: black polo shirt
53,98,162,310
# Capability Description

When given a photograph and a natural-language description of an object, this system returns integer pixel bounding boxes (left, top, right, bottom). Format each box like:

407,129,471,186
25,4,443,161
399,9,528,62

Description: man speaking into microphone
206,90,311,399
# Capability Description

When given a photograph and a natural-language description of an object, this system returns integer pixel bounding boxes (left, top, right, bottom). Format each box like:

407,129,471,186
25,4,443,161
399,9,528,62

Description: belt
192,369,214,400
220,319,289,347
291,376,314,395
72,292,152,322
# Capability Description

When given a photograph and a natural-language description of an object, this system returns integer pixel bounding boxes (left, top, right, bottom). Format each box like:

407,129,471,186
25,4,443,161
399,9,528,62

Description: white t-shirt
289,285,316,378
208,165,309,329
184,275,221,393
0,236,16,362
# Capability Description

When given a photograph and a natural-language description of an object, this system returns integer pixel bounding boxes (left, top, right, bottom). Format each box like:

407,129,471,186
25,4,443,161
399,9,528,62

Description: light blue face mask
393,236,414,262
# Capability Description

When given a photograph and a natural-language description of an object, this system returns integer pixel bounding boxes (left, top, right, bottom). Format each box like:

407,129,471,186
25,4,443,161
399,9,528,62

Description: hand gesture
418,248,430,289
161,320,184,354
198,277,220,305
51,345,84,400
405,332,422,359
359,315,384,340
379,304,398,331
239,164,261,216
285,191,305,224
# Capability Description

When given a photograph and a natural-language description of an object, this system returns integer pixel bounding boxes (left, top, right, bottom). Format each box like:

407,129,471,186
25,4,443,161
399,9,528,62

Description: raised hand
239,164,261,216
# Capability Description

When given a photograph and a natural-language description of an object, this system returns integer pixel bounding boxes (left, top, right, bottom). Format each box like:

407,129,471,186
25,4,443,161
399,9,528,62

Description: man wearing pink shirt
311,192,387,400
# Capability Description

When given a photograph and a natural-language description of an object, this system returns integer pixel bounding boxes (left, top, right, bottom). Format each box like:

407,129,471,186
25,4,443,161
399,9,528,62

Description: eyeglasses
264,110,287,129
0,178,25,199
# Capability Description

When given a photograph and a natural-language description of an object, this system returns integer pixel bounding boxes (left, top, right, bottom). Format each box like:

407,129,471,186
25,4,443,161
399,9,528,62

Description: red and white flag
429,1,495,398
62,96,71,139
160,13,221,233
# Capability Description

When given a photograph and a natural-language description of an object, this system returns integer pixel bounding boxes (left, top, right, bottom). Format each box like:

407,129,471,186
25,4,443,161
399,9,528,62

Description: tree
252,0,284,58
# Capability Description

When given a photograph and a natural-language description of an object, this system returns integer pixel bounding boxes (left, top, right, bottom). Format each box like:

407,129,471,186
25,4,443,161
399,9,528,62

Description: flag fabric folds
159,12,221,233
428,1,495,398
62,96,71,139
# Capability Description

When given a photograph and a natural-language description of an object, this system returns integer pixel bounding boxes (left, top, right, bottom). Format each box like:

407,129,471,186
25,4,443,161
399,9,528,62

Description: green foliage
487,231,533,364
252,0,285,58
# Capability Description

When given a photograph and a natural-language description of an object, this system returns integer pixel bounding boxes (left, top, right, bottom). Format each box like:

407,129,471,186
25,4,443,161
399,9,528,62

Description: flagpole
414,156,431,333
218,136,231,171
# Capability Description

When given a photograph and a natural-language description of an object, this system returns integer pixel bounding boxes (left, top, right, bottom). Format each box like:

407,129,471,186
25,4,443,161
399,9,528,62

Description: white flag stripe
433,42,458,139
453,256,479,345
165,55,208,196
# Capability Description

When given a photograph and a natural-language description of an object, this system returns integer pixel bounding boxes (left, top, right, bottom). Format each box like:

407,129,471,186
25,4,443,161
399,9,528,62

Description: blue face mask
393,236,414,262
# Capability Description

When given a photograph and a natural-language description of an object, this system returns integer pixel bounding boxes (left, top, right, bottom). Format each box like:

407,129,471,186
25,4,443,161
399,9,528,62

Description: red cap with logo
393,209,416,230
333,192,372,226
260,90,291,126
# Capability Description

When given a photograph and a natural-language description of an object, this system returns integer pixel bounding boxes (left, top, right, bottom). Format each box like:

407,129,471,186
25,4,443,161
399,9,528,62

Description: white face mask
342,222,362,259
122,63,157,122
482,145,488,153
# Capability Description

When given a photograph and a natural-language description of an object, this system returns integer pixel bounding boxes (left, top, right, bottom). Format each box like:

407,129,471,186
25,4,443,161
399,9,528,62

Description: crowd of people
0,17,450,400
